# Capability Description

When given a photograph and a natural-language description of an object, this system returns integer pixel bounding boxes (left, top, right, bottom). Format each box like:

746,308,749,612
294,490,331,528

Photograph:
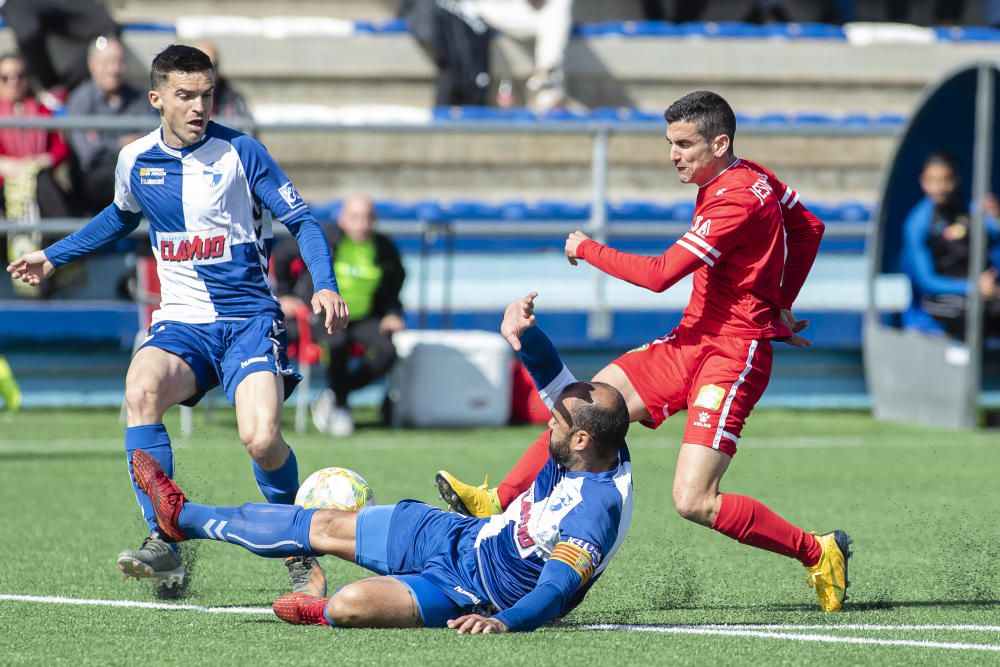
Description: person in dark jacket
901,151,1000,339
274,194,406,436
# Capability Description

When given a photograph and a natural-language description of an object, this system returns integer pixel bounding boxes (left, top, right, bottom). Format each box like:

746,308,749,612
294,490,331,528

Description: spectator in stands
902,151,1000,340
66,37,154,216
467,0,573,112
0,0,121,108
0,53,74,219
192,41,251,120
401,0,493,107
273,194,406,436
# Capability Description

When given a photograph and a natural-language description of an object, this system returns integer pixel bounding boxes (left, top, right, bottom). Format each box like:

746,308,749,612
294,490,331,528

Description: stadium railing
0,113,893,346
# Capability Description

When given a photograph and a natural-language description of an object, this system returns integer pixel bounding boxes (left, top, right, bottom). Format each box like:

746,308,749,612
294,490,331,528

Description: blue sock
254,447,299,505
125,424,173,534
177,501,318,558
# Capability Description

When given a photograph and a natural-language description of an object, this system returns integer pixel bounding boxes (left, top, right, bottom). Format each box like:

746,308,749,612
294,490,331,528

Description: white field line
0,594,271,615
581,624,1000,652
3,594,1000,652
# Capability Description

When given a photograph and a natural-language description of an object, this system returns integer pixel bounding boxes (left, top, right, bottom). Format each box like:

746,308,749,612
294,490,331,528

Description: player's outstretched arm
7,204,141,286
7,249,54,286
565,229,703,293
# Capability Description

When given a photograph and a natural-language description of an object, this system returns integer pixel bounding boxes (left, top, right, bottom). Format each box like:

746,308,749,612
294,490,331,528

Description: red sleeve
47,131,69,168
577,238,704,293
741,159,825,308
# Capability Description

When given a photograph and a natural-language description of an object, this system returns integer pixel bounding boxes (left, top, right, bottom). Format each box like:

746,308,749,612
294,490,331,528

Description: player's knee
326,585,369,627
124,381,164,417
672,488,711,524
239,424,283,464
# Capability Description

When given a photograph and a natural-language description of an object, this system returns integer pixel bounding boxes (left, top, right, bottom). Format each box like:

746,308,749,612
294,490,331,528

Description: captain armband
550,538,602,588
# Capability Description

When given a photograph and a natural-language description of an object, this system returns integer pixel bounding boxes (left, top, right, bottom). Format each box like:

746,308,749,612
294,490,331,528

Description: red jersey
578,158,825,340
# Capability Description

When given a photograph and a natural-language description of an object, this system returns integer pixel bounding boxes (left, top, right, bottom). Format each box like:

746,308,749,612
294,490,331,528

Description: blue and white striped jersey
46,121,337,324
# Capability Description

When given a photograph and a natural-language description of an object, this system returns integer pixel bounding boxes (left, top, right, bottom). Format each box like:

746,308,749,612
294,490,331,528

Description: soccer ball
295,467,375,510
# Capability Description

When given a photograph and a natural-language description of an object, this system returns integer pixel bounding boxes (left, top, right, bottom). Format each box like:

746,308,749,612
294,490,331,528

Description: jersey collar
156,121,214,158
698,157,741,190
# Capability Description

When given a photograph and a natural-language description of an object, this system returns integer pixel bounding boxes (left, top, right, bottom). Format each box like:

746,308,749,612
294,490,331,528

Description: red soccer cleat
131,449,189,543
272,593,330,626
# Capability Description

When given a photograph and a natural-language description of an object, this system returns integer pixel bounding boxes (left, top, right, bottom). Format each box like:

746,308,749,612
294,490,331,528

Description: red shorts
612,327,773,457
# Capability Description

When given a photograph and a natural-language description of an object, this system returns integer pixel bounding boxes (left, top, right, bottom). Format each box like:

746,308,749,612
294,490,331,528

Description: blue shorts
139,316,302,406
354,501,493,628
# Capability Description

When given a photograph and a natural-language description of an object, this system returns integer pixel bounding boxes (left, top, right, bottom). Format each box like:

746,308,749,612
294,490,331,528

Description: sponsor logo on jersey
691,215,712,238
516,497,535,549
203,162,223,188
693,410,713,428
139,167,166,185
278,181,303,208
240,355,269,369
693,383,726,410
453,586,482,605
749,175,773,206
158,230,232,266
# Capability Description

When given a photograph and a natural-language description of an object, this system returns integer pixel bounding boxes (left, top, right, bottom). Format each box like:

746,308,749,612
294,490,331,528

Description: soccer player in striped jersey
438,91,852,612
7,45,349,597
130,295,633,632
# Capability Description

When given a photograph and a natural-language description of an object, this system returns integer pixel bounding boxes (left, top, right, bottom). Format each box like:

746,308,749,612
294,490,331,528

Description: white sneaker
328,406,355,437
311,389,335,434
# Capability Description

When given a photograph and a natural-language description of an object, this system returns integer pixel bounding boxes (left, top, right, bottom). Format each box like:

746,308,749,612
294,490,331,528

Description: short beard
548,431,573,468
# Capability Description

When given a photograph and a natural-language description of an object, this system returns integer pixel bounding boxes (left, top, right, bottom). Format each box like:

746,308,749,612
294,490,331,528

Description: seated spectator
0,53,74,219
902,151,1000,340
66,37,154,215
467,0,573,112
274,194,406,436
192,41,251,120
0,0,120,107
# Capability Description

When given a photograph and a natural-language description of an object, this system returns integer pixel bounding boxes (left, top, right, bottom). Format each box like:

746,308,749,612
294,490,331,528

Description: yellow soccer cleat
806,530,853,612
435,470,502,518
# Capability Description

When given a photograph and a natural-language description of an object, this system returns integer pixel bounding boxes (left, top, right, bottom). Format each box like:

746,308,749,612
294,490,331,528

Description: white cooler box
387,329,513,427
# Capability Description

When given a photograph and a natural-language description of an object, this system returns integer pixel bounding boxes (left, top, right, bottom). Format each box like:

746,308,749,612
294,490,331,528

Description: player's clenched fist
447,614,509,634
565,229,591,266
500,291,538,351
6,249,54,286
312,289,350,334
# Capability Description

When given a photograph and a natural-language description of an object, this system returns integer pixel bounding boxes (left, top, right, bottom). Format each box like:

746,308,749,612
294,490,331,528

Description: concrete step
106,0,988,25
259,129,891,202
119,30,998,114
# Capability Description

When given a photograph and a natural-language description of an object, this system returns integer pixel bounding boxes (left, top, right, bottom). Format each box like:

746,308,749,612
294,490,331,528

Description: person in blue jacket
902,150,1000,339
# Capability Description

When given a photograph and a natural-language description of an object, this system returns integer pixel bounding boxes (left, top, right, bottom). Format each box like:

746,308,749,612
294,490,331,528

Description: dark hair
150,44,213,90
663,90,737,153
923,150,958,175
561,381,629,460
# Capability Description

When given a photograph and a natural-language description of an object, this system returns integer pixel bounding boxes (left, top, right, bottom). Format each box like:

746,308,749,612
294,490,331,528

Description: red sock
496,429,551,509
711,493,822,567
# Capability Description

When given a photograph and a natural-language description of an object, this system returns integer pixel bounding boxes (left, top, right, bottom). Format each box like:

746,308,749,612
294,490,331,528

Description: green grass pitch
1,408,999,665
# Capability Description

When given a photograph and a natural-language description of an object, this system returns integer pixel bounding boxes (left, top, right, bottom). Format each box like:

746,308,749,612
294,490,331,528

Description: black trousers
322,317,398,406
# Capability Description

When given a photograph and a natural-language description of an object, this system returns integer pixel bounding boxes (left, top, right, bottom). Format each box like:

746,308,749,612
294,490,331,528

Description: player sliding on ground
437,91,852,612
6,45,349,598
131,298,633,632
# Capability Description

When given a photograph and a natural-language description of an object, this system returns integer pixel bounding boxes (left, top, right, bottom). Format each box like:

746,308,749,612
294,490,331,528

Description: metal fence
0,115,896,338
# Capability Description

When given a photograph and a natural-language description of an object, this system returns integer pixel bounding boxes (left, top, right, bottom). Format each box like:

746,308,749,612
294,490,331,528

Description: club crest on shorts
693,383,726,410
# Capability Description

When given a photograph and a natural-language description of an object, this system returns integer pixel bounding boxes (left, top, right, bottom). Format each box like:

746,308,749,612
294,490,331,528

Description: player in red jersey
437,91,852,611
